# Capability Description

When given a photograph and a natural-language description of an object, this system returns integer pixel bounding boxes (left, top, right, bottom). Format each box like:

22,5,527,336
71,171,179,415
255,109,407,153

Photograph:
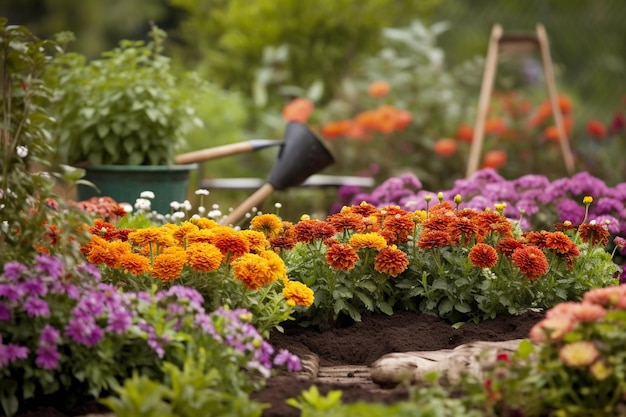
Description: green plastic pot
77,164,198,214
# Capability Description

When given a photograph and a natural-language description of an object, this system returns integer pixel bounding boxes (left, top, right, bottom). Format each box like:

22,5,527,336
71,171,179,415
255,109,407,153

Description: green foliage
46,24,203,166
171,0,440,102
101,348,267,417
286,385,483,417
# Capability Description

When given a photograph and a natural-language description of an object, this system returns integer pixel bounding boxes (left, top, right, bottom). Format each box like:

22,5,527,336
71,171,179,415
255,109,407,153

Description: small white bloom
197,206,206,214
208,209,222,218
195,189,210,196
16,146,28,158
172,211,186,220
274,202,282,209
191,214,201,219
140,191,155,199
170,201,181,210
212,204,220,210
121,203,133,213
590,220,597,225
1,221,7,233
182,200,192,211
134,198,152,211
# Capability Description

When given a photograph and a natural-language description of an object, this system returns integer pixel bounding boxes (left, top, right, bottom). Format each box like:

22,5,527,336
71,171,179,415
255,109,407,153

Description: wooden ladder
465,23,575,178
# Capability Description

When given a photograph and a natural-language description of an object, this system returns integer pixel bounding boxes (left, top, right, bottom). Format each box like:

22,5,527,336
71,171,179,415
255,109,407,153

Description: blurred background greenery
3,0,624,221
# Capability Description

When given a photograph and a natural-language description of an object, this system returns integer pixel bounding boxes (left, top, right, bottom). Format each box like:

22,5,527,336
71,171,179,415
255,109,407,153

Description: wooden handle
220,183,275,226
466,24,502,178
175,142,255,164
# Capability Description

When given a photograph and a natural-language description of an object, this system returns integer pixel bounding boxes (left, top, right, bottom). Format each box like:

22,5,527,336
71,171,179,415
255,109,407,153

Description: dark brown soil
253,310,545,417
12,310,544,417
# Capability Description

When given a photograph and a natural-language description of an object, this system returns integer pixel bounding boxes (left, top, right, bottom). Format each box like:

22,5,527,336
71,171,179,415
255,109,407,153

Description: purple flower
0,343,29,367
76,262,102,281
0,283,24,301
107,308,132,334
568,172,609,196
23,297,50,317
39,325,60,346
591,215,620,234
557,199,586,225
34,254,64,280
0,302,10,321
2,261,27,281
513,174,550,191
35,345,60,370
516,199,540,216
592,197,623,215
159,286,204,310
65,316,104,346
22,278,47,297
273,348,302,372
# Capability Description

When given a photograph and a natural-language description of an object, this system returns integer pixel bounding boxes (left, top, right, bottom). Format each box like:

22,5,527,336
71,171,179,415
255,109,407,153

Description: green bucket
77,164,198,214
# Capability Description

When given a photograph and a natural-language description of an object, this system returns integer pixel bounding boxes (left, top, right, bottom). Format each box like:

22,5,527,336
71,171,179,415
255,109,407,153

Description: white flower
172,211,185,220
212,204,220,210
194,189,210,196
182,200,192,211
170,201,181,210
208,209,222,218
121,203,133,213
134,198,152,211
16,146,28,158
275,202,282,209
197,206,206,214
140,191,155,199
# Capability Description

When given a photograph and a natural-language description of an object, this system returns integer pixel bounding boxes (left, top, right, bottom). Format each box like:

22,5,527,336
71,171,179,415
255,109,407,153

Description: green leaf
377,300,394,315
438,298,453,315
0,393,18,417
454,302,471,313
517,339,535,359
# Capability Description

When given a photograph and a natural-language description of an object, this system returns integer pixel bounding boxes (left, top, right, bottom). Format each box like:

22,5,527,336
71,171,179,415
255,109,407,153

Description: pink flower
529,317,574,343
559,341,599,367
583,285,626,308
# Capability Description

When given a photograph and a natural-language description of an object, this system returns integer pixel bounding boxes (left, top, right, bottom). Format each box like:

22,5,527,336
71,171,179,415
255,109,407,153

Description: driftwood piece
370,339,524,387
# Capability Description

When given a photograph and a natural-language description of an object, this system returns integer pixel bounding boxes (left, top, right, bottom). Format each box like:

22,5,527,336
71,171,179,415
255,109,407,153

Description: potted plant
46,24,202,213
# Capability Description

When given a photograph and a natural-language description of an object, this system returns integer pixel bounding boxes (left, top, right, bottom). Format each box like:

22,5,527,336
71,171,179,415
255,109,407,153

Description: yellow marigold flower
258,249,289,283
589,360,611,381
240,230,270,253
192,217,220,229
118,252,152,275
250,214,284,239
186,242,223,272
152,252,185,282
232,253,275,290
155,228,177,247
374,245,409,277
349,232,387,251
172,221,200,244
413,210,427,221
559,341,599,367
583,196,593,205
283,281,314,307
128,227,162,246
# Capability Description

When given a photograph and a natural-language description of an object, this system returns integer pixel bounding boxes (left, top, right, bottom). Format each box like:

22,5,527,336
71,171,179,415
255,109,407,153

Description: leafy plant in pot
47,24,203,214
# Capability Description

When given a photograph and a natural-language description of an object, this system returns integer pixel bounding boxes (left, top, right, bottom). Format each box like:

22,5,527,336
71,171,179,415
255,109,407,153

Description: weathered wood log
370,339,524,387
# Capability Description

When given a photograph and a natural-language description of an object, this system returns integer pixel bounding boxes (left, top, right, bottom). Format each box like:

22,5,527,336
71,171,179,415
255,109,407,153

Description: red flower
586,119,607,139
374,246,409,277
511,246,549,280
325,242,359,271
282,98,314,123
469,243,498,268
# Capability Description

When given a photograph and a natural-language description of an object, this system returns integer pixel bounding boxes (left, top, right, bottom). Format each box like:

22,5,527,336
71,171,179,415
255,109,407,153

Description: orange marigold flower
269,236,297,251
186,242,223,272
350,201,379,217
484,118,507,135
481,150,507,169
281,97,314,123
250,214,284,239
326,211,366,233
543,125,561,141
511,246,549,280
469,243,498,268
523,231,548,249
456,123,474,142
433,138,457,156
367,80,390,98
382,213,415,244
586,119,607,139
172,221,200,244
394,109,412,130
128,227,162,246
448,216,481,245
293,219,337,244
325,243,359,271
207,227,250,259
118,252,152,275
374,245,409,277
578,223,610,247
349,232,388,251
322,119,353,139
372,105,398,134
240,230,270,253
91,218,117,240
529,317,574,343
559,341,599,367
283,280,315,307
152,252,185,282
496,237,524,258
232,253,275,290
186,229,214,244
191,217,220,229
544,231,576,254
417,230,453,249
558,94,573,113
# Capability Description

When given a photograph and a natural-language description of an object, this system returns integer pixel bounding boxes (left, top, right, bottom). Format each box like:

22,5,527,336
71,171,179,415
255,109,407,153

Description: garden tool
465,23,575,177
221,121,334,225
175,139,283,164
